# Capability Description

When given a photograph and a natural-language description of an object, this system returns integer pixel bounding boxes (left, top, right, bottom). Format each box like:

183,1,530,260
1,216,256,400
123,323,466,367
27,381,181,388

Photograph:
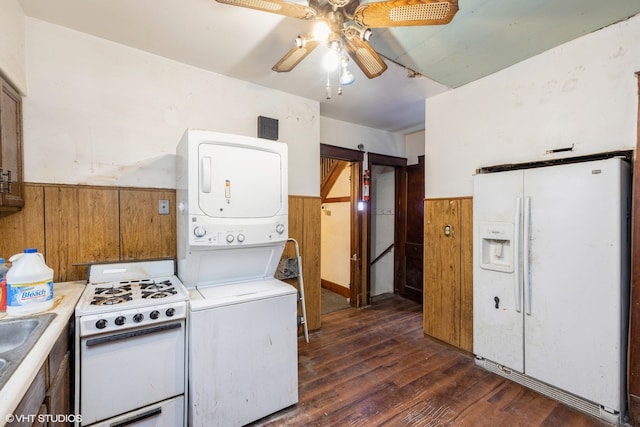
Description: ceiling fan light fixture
361,28,372,41
339,67,355,85
323,44,341,72
313,21,331,42
339,54,355,85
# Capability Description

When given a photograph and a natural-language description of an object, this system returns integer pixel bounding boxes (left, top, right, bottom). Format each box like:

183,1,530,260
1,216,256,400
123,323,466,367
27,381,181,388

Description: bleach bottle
7,248,54,316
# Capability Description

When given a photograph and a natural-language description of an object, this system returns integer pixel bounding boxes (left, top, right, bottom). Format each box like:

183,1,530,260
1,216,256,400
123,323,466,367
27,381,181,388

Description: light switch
159,199,170,215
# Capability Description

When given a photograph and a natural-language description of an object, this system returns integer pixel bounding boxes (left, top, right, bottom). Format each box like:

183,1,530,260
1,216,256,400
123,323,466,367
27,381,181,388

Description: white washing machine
189,279,298,427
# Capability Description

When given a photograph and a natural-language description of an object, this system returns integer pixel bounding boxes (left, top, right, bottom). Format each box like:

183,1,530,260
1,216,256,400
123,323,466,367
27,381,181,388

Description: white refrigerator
473,157,630,423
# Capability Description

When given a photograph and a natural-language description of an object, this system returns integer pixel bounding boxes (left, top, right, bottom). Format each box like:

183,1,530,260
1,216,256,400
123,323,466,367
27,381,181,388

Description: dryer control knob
226,234,235,243
193,226,207,238
276,224,285,234
237,234,245,243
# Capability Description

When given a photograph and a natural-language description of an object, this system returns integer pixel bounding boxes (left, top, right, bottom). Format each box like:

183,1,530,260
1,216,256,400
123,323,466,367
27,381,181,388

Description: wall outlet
159,199,170,215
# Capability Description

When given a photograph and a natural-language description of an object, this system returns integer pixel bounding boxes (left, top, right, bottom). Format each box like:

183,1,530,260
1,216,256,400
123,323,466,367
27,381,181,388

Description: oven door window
80,321,185,425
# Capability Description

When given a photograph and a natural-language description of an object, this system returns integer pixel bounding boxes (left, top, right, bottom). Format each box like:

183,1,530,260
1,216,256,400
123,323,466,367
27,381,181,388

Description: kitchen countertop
0,281,85,423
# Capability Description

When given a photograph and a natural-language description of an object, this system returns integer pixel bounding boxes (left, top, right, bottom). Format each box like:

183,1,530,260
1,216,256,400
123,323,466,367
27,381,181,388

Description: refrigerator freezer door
473,169,525,372
523,158,629,411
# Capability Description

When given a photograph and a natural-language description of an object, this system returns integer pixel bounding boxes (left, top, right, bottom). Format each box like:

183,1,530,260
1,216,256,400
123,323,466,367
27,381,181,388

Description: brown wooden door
400,156,424,303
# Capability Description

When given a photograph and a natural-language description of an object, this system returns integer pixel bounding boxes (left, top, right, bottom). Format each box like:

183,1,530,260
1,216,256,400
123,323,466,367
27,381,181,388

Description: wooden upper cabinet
0,76,24,213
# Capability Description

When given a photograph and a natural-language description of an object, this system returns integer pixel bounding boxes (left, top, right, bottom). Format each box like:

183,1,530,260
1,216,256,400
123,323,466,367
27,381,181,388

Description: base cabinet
7,318,71,427
423,197,473,351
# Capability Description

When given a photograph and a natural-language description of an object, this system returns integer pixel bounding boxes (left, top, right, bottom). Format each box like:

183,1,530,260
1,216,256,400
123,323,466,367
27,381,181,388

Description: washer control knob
150,310,160,320
226,234,235,243
237,234,245,243
115,316,126,326
96,319,108,329
166,308,175,317
193,226,207,238
276,223,285,234
133,313,144,323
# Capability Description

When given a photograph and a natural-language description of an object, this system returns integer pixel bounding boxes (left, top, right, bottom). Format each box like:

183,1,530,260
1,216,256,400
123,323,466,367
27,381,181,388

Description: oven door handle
110,407,162,427
86,322,182,347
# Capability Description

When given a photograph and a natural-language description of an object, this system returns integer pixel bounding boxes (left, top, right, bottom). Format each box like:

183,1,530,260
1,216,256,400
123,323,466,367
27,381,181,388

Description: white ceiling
17,0,640,134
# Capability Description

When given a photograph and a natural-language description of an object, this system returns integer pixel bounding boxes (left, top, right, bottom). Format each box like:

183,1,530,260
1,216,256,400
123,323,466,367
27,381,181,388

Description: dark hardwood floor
250,295,611,427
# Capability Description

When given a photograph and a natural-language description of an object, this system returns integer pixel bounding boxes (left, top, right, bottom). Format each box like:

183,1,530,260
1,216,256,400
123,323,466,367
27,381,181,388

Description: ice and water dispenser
478,222,514,273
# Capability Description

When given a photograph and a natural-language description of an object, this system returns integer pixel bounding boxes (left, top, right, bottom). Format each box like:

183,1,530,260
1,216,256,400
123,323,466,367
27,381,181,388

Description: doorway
366,153,407,306
320,144,364,310
319,146,413,311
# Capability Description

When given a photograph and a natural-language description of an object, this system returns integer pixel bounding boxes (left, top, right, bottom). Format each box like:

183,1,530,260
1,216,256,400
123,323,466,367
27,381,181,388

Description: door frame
320,144,365,307
366,153,407,305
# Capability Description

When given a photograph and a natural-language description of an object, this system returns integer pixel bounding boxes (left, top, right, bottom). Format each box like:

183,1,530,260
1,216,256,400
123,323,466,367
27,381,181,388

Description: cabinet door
423,199,461,345
45,353,70,426
0,79,24,209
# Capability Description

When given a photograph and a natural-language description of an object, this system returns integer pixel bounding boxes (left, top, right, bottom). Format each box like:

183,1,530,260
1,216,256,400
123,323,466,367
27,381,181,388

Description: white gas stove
76,259,188,335
75,259,188,426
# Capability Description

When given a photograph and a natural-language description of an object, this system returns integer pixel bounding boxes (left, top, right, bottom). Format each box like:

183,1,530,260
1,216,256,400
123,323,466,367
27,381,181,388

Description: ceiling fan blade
343,37,387,79
272,39,321,72
353,0,458,28
216,0,316,20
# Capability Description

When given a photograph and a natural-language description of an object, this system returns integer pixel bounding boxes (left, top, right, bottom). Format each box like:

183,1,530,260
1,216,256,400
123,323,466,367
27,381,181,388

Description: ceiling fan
215,0,459,80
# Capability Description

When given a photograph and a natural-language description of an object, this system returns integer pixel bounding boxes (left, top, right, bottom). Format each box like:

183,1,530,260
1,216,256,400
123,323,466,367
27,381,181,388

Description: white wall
0,0,27,93
23,18,321,195
321,116,405,158
425,14,640,198
404,131,425,165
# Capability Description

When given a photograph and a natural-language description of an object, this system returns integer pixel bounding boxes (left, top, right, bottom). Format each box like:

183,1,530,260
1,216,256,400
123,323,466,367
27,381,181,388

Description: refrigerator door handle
524,196,532,315
514,197,522,313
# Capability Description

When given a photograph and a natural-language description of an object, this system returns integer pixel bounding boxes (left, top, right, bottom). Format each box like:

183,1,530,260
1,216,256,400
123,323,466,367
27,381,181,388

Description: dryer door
198,143,284,218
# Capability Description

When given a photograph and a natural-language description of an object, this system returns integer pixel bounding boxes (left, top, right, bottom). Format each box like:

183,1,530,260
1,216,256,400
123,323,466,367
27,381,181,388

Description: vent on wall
258,116,279,141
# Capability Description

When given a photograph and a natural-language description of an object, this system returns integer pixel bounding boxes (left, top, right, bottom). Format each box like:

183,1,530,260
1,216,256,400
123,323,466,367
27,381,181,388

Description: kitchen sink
0,312,56,390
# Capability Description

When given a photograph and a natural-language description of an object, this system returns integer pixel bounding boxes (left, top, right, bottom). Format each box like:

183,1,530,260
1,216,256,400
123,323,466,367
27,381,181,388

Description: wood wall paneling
424,199,461,345
0,184,44,262
302,196,321,331
423,197,473,351
44,186,119,282
119,189,176,261
459,198,473,352
287,195,321,332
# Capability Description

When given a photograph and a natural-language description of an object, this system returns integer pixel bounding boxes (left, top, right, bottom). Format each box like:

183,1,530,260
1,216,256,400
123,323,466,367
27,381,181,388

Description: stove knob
133,313,144,323
115,316,126,326
150,310,160,320
226,234,235,243
237,233,245,243
96,319,108,329
166,308,175,317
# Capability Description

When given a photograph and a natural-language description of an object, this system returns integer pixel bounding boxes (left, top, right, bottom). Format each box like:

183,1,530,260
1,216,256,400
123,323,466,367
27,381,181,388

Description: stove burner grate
94,284,132,296
91,293,133,306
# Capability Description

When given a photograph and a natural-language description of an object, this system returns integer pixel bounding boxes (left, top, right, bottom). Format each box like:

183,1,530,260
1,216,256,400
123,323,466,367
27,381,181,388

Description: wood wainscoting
423,197,473,352
0,184,322,331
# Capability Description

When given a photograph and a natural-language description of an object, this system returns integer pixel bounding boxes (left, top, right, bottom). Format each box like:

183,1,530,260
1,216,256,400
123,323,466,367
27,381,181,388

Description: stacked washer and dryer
176,130,298,426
